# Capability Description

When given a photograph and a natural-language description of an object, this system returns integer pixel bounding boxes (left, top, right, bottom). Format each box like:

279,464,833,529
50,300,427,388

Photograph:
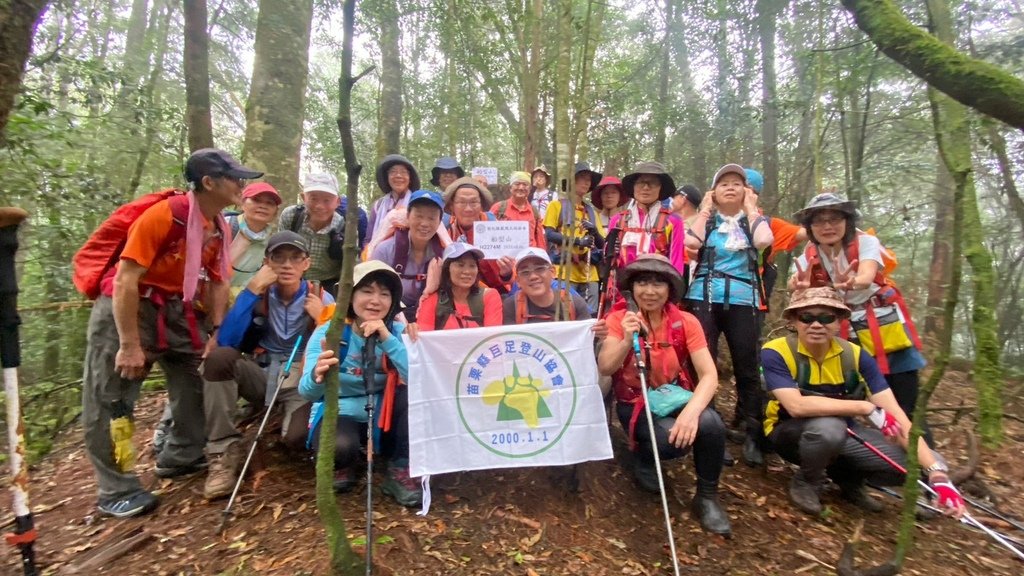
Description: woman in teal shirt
299,260,420,507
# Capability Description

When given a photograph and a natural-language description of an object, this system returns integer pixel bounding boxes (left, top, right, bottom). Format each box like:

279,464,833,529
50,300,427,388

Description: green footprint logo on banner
482,361,552,428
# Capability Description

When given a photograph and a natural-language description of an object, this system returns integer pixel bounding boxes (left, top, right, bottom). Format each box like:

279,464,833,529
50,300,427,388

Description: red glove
868,407,903,439
932,481,965,511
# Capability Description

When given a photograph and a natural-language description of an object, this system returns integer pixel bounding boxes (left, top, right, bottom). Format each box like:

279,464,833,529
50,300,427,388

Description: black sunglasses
797,312,838,325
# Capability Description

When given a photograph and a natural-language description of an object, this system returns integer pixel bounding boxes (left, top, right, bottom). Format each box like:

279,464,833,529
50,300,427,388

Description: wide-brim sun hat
352,260,404,320
591,176,623,209
711,163,747,188
616,253,685,302
430,156,465,187
375,154,421,194
443,176,494,207
443,241,484,262
574,162,603,193
783,287,852,320
621,161,676,201
532,165,551,179
793,192,858,223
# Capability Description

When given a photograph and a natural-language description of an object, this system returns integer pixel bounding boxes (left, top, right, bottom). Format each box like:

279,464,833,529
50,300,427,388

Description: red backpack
72,189,190,299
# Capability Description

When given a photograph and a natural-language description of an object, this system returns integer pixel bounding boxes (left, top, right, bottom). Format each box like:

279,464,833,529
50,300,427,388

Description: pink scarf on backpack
182,191,231,302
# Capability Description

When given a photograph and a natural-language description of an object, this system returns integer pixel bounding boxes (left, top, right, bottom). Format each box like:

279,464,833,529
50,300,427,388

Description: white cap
514,246,551,269
303,172,340,196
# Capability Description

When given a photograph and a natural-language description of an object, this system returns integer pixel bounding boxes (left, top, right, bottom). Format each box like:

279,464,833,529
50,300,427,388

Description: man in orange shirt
82,148,261,518
490,171,546,249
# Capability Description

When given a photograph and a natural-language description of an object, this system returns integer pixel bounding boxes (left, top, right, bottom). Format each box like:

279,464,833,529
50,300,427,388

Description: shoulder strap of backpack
497,201,508,220
785,334,811,390
435,292,455,329
469,289,486,323
290,205,306,233
393,228,409,274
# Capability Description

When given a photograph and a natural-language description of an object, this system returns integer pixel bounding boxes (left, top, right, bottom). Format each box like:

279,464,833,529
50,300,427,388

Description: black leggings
615,403,726,484
687,302,765,435
310,386,411,468
885,370,933,446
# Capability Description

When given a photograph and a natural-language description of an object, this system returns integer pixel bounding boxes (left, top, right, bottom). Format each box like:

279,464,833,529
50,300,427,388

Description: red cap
242,182,282,205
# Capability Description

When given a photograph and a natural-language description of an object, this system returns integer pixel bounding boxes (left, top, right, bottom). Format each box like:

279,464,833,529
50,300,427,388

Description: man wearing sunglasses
760,287,965,518
200,231,333,500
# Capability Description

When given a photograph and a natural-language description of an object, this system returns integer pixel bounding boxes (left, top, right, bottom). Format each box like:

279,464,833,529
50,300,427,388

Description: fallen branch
62,527,153,573
491,508,542,530
835,521,898,576
950,429,980,484
0,497,70,529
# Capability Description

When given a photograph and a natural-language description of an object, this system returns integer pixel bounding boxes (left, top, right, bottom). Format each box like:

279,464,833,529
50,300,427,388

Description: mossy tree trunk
241,0,314,202
318,0,368,572
924,0,1003,447
841,0,1024,132
0,0,50,145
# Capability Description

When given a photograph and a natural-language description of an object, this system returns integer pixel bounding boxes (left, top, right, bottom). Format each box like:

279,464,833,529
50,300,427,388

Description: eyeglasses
387,168,409,177
269,253,308,264
796,312,838,325
635,178,661,189
811,216,845,226
517,265,551,278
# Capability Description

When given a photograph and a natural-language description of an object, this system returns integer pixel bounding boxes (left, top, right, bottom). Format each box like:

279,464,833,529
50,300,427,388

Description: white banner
406,320,613,477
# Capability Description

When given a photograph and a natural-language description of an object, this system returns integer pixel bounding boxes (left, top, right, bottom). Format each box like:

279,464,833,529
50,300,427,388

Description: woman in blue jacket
299,260,420,507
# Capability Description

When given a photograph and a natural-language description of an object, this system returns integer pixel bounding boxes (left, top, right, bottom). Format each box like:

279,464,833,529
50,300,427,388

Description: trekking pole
623,291,682,576
868,483,1024,553
0,208,38,576
362,334,379,576
846,428,1024,562
957,494,1024,534
217,335,304,535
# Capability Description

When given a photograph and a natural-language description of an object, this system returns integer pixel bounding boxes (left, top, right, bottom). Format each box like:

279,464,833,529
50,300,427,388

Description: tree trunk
0,0,50,144
841,0,1024,132
522,0,542,170
127,0,173,198
925,0,1003,447
553,0,573,193
667,0,708,186
183,0,214,150
982,121,1024,230
320,0,367,573
376,0,402,160
652,0,672,164
922,156,953,349
575,1,603,162
241,0,315,201
756,0,783,204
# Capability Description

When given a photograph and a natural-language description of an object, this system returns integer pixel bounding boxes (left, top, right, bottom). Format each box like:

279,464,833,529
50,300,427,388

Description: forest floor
5,369,1024,576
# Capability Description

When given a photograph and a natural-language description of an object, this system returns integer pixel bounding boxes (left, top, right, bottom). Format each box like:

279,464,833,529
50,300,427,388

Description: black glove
574,235,595,249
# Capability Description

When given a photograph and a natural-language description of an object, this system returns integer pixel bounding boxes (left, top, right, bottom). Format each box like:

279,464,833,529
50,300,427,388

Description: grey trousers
769,417,905,487
201,346,309,454
82,296,206,501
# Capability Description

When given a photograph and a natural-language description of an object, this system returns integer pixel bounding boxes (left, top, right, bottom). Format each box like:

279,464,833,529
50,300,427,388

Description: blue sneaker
97,490,159,518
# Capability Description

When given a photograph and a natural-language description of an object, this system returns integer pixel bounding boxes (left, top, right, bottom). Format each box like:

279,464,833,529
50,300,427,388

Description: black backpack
288,205,346,260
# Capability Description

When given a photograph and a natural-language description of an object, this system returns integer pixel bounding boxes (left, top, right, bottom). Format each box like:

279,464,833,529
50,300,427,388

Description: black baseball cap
676,184,702,207
265,231,309,256
184,148,263,184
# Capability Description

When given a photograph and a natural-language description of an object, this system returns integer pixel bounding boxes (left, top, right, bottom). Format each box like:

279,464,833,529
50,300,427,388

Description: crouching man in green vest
761,287,966,517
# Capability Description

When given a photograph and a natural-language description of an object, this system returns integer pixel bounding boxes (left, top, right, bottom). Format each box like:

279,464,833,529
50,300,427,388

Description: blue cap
407,189,444,211
744,168,764,193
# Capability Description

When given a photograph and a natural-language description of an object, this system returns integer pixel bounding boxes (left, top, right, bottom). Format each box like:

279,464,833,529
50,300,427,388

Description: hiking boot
333,467,358,494
789,473,824,516
633,459,661,494
839,482,884,513
690,495,732,537
742,435,764,467
381,463,422,508
203,445,242,500
722,446,735,467
97,490,159,518
154,456,208,479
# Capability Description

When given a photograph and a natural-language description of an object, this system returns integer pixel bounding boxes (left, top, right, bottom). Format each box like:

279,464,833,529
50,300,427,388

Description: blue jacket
218,283,333,354
298,319,409,404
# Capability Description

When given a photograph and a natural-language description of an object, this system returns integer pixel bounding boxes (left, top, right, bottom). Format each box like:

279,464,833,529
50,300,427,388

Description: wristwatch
923,462,949,474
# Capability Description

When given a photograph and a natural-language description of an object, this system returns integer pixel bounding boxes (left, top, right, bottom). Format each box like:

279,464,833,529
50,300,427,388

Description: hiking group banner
406,320,613,477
